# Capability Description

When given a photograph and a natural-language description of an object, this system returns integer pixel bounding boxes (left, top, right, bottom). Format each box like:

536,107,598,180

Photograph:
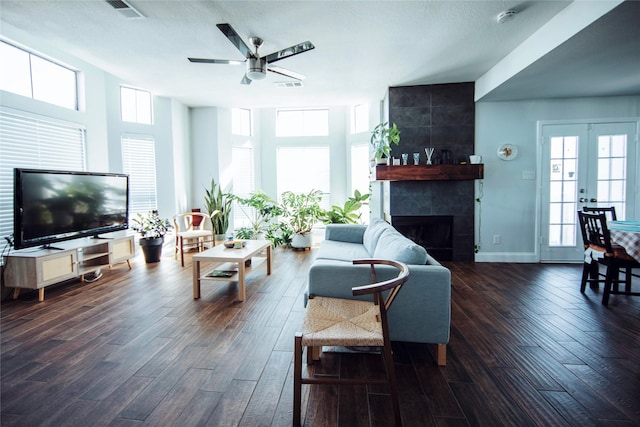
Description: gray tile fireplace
381,82,477,261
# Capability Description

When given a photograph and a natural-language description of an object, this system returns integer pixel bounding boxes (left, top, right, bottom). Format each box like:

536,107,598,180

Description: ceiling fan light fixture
246,57,266,80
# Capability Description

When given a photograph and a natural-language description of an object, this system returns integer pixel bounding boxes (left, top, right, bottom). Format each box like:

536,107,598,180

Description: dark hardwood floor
1,244,639,426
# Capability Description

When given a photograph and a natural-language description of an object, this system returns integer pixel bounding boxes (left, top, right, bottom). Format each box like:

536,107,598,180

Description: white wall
475,95,640,262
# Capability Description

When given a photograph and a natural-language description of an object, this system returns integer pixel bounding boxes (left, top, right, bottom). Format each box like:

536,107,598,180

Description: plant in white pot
280,189,324,249
370,122,401,164
130,210,171,263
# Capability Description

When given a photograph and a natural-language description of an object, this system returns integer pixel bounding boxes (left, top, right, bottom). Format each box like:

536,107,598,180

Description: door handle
590,198,597,202
579,197,588,203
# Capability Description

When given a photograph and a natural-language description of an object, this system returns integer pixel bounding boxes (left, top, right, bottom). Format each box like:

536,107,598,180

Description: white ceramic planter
291,232,313,249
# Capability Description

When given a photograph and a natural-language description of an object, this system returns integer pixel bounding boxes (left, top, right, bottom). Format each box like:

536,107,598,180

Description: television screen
13,168,129,249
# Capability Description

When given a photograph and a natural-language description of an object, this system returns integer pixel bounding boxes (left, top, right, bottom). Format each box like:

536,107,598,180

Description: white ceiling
1,1,638,109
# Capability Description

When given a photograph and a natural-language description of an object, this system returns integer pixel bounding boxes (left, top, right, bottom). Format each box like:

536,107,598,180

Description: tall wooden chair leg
293,333,303,427
381,342,402,426
180,236,185,267
603,266,614,306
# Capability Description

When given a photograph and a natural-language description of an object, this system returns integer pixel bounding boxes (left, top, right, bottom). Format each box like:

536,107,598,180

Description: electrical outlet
493,235,501,244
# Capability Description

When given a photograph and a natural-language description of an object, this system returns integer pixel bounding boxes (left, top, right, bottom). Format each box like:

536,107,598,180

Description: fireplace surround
382,82,477,261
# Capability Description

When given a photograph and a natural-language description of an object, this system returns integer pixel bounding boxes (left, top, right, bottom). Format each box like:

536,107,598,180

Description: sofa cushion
316,240,371,262
373,228,428,265
363,217,391,255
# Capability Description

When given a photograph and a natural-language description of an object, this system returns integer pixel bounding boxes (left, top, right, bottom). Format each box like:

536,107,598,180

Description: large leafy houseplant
322,190,370,224
370,122,401,162
280,189,324,248
204,178,232,237
232,191,282,241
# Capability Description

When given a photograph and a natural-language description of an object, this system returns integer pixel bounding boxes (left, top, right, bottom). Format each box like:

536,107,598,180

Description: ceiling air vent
106,0,145,19
275,81,304,88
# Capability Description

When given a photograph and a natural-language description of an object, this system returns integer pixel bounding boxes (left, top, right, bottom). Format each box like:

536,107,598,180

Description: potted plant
322,190,370,224
370,122,401,164
232,190,282,242
280,189,324,249
130,210,171,263
204,178,233,240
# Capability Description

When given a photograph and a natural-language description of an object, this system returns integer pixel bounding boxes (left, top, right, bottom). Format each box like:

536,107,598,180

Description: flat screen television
13,168,129,250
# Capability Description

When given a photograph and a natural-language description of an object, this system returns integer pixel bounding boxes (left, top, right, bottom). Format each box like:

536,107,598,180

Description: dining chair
577,211,640,305
293,259,410,427
173,212,216,267
582,206,617,221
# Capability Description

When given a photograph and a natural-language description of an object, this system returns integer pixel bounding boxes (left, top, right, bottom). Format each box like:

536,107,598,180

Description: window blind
232,146,255,229
0,110,86,250
121,135,157,215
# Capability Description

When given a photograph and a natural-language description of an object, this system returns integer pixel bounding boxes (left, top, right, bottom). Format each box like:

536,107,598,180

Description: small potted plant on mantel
131,210,171,263
370,122,401,165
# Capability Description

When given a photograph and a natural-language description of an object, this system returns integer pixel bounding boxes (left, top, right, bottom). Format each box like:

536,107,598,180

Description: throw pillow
373,229,428,265
363,217,390,255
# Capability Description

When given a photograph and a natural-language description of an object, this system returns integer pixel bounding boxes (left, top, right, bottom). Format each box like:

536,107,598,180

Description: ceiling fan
188,23,315,85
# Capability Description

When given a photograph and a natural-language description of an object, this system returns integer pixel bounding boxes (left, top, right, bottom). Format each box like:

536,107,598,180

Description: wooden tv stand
3,231,135,302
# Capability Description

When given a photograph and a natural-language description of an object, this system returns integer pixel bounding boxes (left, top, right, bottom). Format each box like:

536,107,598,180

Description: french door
540,121,638,262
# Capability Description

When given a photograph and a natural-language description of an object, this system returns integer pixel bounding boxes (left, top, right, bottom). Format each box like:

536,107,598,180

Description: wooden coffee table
192,239,271,301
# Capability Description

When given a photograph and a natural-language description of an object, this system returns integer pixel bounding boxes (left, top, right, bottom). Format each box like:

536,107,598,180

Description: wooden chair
582,206,617,221
293,259,410,427
579,207,618,292
173,212,216,267
577,211,640,305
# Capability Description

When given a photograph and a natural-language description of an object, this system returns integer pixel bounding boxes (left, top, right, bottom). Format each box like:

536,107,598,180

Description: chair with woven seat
173,212,216,267
577,211,640,305
293,259,410,427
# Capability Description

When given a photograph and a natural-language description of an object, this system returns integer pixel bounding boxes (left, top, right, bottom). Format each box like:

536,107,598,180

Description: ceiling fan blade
216,23,253,59
241,74,252,85
188,58,245,65
267,66,306,81
263,41,315,64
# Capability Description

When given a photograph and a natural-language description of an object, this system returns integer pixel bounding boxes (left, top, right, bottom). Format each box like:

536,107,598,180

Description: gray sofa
307,218,451,365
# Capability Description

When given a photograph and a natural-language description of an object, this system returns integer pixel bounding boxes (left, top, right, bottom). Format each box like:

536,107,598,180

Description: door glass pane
548,136,578,247
595,134,627,219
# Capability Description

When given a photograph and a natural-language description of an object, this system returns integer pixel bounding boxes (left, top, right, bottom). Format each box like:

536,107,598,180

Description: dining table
608,220,640,263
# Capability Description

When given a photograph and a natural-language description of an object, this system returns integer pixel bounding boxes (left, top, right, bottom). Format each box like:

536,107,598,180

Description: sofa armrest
324,224,366,243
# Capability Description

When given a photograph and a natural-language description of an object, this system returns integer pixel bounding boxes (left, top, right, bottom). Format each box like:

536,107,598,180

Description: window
120,86,152,124
352,104,369,134
121,136,157,215
232,108,252,136
351,143,370,223
0,41,78,110
232,146,255,229
277,146,330,209
0,110,86,251
276,109,328,137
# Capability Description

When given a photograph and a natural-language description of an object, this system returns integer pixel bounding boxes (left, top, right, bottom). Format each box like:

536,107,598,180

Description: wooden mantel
374,164,484,181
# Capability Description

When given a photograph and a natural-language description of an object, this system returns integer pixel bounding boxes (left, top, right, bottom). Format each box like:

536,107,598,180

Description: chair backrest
173,212,212,233
351,259,410,331
582,206,617,221
578,211,614,254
